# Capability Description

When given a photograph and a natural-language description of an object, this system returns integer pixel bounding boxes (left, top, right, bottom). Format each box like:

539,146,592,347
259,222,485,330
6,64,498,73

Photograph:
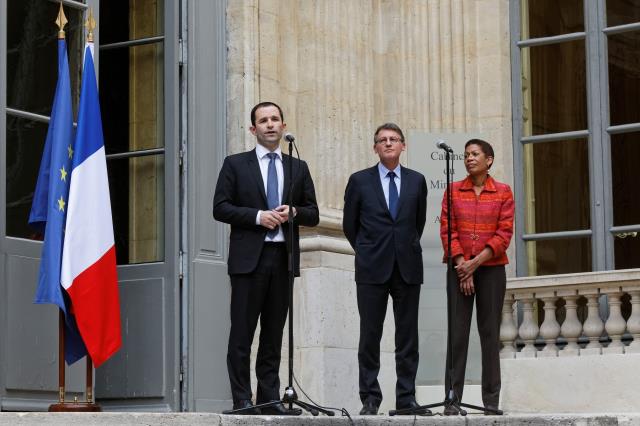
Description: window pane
107,156,165,264
100,43,165,155
7,0,83,115
608,31,640,126
524,139,590,234
614,233,640,269
5,117,48,239
611,133,640,226
524,0,584,39
100,0,164,44
523,41,587,136
607,0,640,27
527,238,591,276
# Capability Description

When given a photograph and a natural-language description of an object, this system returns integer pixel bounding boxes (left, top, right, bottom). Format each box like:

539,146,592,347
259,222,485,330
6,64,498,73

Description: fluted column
500,296,518,358
603,291,626,354
582,293,604,355
559,295,582,356
226,0,499,234
626,290,640,353
516,297,538,358
538,296,560,357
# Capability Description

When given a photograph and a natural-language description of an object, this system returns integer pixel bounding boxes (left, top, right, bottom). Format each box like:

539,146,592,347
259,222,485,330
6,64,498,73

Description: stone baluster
626,290,640,353
538,295,560,357
500,295,518,358
516,296,539,358
559,294,582,356
603,290,626,354
582,292,604,355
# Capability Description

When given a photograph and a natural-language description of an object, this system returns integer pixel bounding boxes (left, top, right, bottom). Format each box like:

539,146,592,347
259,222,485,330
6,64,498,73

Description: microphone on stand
436,139,454,152
284,132,295,143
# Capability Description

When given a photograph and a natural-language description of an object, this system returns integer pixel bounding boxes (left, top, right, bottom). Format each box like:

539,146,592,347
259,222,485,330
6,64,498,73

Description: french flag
61,42,122,367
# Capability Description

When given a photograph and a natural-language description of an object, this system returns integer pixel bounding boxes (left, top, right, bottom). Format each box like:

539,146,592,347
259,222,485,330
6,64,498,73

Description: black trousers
445,265,506,408
227,243,289,404
357,265,421,407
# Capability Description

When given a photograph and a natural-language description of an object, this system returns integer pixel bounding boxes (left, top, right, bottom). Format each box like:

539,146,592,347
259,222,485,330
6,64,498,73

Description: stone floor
0,413,639,425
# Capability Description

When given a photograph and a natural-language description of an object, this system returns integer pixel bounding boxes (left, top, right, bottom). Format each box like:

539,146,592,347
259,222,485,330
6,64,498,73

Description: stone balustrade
500,269,640,358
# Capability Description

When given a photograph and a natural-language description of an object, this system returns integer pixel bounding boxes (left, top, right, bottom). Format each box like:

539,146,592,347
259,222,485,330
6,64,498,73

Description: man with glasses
343,123,428,415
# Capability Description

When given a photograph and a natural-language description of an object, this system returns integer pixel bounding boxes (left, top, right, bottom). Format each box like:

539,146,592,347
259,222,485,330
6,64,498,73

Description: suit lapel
371,166,391,218
247,149,268,206
282,154,291,205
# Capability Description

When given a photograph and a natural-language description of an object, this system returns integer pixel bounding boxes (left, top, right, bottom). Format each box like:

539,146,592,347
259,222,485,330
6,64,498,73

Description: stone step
0,413,639,425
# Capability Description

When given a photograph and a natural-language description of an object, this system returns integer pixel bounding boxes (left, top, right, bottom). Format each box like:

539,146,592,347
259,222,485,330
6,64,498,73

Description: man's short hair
373,122,405,144
251,102,284,126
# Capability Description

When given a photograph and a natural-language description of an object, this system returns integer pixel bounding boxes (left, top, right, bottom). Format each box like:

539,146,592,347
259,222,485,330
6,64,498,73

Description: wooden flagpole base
49,401,102,412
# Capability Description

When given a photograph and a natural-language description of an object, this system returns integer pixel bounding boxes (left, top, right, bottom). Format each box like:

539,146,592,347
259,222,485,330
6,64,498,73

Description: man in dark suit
343,122,428,416
213,102,319,415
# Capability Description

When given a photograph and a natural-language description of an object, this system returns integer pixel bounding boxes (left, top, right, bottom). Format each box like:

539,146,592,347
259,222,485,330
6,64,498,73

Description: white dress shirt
377,162,402,208
255,143,285,242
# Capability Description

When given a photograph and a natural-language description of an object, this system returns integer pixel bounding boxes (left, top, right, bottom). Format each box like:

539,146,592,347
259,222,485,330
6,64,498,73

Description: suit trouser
227,243,289,404
357,264,421,407
445,265,506,408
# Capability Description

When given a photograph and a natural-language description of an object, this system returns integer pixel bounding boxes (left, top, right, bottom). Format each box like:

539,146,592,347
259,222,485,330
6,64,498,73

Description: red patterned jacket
440,175,514,265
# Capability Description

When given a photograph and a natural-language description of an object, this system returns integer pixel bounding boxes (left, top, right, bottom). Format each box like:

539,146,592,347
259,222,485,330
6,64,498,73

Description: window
5,0,83,239
4,0,165,265
513,0,640,275
99,0,165,264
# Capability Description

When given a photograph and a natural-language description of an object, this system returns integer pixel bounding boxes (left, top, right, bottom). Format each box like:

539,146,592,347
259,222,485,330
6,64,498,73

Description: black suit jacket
343,165,427,285
213,149,319,276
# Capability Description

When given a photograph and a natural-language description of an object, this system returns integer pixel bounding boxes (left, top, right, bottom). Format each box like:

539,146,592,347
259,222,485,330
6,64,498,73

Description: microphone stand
232,136,335,416
389,147,502,416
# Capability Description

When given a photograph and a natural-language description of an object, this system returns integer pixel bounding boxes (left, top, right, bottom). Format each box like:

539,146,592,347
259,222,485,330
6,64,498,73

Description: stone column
226,0,513,413
538,295,560,357
603,290,626,354
500,295,518,358
516,295,539,358
559,294,582,356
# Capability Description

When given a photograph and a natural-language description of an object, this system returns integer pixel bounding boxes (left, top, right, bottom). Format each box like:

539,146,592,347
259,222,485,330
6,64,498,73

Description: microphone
436,139,453,152
284,132,295,143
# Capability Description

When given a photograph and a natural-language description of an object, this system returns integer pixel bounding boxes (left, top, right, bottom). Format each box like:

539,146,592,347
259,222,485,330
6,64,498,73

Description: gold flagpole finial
55,2,68,40
85,8,96,43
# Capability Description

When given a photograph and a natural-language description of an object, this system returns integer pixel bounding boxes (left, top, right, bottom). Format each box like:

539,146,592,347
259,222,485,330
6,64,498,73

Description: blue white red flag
60,42,122,367
29,38,87,364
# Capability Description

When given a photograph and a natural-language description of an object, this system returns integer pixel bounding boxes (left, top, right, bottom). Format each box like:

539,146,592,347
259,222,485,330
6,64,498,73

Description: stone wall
228,0,513,413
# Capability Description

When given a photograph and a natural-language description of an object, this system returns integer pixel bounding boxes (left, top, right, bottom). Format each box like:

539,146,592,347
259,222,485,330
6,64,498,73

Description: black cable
292,372,353,424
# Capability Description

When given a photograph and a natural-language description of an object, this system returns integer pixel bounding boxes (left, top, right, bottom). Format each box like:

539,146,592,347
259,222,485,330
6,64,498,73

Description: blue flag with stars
29,38,87,364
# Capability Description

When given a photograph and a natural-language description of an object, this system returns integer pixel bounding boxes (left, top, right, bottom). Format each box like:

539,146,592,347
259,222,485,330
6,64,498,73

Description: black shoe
359,401,379,415
443,403,460,416
484,405,502,415
261,402,303,416
395,400,432,416
223,399,261,415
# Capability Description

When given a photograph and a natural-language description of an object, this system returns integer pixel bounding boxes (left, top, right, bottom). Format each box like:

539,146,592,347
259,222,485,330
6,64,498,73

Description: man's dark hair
250,102,284,126
373,122,405,144
465,138,495,168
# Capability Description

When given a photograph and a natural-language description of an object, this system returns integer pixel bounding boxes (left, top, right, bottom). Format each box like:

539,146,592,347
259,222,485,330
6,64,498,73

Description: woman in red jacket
440,139,514,414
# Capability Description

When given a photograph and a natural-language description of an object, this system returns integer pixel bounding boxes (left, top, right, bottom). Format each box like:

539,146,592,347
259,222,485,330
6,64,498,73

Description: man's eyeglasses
375,137,402,144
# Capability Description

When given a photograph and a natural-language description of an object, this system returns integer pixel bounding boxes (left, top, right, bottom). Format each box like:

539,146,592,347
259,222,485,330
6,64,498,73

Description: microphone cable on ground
292,372,354,425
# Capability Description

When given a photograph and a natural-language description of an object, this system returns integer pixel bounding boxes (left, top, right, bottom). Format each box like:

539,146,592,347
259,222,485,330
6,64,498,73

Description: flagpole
47,4,102,412
58,310,65,404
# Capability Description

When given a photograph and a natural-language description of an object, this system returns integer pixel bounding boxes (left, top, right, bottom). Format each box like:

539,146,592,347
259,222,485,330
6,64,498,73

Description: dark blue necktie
388,171,398,220
266,152,279,238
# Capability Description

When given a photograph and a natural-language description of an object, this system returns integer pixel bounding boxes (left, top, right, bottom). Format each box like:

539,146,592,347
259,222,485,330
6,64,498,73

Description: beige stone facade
227,0,513,413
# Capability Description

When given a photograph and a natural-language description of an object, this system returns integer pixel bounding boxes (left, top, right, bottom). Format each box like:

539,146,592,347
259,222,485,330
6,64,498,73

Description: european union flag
29,38,87,365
